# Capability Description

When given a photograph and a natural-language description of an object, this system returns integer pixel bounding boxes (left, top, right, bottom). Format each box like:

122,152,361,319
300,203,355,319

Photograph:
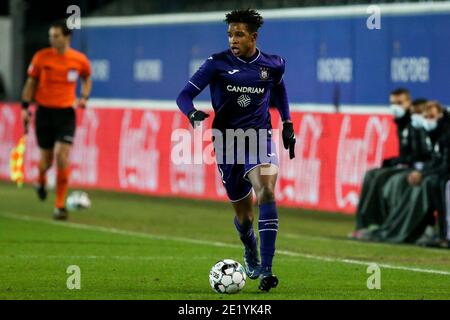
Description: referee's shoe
35,184,47,201
53,207,68,220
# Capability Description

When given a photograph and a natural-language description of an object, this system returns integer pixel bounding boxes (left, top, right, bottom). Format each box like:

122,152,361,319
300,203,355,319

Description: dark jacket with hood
421,111,450,177
383,111,432,167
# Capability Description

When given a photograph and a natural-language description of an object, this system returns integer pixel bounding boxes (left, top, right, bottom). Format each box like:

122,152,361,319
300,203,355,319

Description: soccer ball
66,191,91,210
209,259,246,294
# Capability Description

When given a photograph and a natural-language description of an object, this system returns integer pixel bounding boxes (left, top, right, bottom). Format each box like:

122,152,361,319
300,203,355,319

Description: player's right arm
21,77,37,103
20,77,38,131
176,56,216,127
21,52,42,131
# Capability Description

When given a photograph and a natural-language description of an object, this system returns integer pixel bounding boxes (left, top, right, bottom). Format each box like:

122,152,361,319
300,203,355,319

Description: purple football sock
258,202,278,271
234,216,257,251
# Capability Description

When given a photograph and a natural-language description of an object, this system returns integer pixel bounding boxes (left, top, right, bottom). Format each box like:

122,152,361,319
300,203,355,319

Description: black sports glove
282,122,296,159
21,101,31,134
188,110,210,128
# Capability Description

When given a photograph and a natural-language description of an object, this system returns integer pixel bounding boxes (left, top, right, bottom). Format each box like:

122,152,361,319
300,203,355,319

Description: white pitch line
283,232,447,253
1,212,449,276
0,255,212,261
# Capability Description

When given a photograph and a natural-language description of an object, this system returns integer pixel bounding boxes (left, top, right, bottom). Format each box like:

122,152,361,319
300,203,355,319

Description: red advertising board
0,103,398,213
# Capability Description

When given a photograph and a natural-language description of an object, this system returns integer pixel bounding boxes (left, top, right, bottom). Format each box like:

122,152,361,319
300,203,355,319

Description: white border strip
88,98,391,114
82,2,450,27
1,211,450,276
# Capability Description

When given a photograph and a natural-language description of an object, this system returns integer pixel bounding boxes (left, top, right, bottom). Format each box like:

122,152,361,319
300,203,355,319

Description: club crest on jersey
259,67,269,80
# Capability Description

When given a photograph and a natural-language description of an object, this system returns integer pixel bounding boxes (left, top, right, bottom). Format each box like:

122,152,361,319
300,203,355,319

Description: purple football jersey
188,48,285,131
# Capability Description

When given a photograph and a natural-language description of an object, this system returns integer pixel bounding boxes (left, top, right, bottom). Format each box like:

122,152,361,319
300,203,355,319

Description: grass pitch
0,181,449,299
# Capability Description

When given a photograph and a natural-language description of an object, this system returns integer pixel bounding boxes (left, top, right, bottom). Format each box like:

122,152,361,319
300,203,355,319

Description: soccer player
176,9,295,291
21,20,92,220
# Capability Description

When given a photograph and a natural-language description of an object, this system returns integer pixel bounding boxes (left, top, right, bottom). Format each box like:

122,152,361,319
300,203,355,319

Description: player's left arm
272,58,296,159
78,76,92,109
78,56,92,109
272,79,291,123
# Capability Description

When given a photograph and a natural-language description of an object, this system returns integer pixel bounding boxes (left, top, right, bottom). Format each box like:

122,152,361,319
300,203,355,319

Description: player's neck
54,45,69,55
240,47,258,61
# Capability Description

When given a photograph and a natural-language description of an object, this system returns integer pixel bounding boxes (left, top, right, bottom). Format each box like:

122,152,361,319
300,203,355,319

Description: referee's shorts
35,105,76,149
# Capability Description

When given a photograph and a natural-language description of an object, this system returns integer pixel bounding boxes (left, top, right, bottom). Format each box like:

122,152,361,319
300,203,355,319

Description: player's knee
256,185,275,204
42,159,52,170
237,215,254,226
40,157,53,171
55,152,69,168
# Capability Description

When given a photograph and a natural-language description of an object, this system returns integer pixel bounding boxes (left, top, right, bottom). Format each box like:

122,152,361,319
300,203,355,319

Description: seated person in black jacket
369,101,450,244
350,92,429,238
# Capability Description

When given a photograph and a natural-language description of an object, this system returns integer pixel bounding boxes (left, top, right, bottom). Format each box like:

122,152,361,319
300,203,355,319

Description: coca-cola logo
276,114,322,205
71,110,99,185
0,105,16,178
119,110,160,191
214,165,227,198
169,112,205,195
335,115,390,208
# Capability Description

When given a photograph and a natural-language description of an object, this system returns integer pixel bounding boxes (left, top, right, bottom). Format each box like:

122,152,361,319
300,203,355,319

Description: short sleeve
27,52,42,79
80,55,91,77
188,56,216,92
274,57,285,85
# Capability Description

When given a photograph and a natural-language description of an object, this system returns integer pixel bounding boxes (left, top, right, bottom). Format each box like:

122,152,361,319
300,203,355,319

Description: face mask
423,119,438,132
391,104,406,119
411,114,425,129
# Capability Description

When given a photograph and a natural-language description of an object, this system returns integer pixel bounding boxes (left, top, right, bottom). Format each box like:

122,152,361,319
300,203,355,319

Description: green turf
0,181,449,299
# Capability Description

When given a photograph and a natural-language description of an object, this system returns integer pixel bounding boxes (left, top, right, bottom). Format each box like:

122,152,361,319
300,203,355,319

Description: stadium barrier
75,3,450,107
0,102,398,213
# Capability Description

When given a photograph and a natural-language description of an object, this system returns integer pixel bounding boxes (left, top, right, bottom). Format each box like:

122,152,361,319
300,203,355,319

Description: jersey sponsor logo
226,85,264,94
259,67,269,80
237,95,251,108
227,69,240,74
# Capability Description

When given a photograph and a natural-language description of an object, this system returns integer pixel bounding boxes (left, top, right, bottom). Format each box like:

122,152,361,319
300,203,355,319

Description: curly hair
224,9,264,33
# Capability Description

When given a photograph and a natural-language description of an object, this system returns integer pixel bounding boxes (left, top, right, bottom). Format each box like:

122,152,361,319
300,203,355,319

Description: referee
21,20,92,220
